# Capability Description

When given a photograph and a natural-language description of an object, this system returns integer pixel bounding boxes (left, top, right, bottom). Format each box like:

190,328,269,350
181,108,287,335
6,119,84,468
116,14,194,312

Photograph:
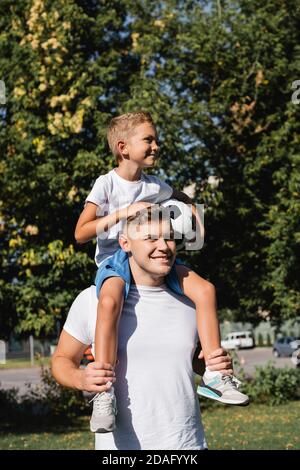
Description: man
52,206,233,450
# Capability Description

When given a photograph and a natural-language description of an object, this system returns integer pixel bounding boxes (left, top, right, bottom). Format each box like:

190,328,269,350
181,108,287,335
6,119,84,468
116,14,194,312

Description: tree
142,0,300,325
0,0,138,337
1,0,299,337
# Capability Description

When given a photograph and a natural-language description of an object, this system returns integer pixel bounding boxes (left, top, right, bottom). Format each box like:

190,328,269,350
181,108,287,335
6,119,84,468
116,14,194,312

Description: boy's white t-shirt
86,169,173,266
64,284,207,450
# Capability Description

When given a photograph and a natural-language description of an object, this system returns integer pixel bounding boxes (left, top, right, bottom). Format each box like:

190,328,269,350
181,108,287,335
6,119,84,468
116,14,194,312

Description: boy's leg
95,276,125,366
175,264,221,359
91,276,125,433
175,264,249,406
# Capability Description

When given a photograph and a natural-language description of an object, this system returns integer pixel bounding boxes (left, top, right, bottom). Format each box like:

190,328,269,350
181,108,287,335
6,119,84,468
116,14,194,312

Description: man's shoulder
63,286,97,345
71,285,97,310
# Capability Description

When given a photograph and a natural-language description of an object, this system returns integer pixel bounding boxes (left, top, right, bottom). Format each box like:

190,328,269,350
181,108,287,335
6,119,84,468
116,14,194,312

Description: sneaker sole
197,386,250,406
90,425,116,433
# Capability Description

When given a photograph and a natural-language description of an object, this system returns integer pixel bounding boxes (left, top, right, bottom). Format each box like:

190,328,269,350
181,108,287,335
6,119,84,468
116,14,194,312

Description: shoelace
222,375,242,389
90,392,115,415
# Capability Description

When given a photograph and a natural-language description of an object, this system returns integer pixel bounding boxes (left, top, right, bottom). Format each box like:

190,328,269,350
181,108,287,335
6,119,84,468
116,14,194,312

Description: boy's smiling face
120,122,160,168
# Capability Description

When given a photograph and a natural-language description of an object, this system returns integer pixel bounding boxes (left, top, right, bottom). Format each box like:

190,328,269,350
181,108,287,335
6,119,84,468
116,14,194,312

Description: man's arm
51,330,115,392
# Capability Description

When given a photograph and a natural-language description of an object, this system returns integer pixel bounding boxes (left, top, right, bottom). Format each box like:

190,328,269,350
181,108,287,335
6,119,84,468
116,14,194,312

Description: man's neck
129,257,166,287
115,163,143,182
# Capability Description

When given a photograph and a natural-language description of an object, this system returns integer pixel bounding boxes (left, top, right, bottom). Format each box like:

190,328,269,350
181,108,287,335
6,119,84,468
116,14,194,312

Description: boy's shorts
95,248,187,299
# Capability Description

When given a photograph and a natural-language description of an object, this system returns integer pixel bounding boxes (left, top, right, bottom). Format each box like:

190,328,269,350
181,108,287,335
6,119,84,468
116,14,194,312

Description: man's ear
119,233,131,253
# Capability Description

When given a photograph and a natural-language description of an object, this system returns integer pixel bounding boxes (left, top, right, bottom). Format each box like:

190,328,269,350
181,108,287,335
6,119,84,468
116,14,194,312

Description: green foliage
242,362,300,405
0,366,90,421
0,0,131,337
258,333,264,347
176,0,300,325
266,333,272,347
1,0,300,336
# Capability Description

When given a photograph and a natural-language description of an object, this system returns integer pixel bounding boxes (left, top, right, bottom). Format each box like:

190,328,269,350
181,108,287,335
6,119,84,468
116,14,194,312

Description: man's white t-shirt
86,169,173,266
64,284,207,450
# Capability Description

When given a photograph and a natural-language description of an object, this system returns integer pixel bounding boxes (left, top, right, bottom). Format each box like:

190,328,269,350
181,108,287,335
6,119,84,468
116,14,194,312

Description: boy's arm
75,201,153,244
75,202,122,244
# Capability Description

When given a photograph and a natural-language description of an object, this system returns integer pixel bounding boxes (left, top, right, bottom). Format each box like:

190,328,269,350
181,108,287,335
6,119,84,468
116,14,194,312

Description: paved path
234,347,293,376
0,367,44,395
0,348,295,394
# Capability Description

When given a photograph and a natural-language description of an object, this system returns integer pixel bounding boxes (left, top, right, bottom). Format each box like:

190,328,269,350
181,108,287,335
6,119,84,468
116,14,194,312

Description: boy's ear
117,140,129,156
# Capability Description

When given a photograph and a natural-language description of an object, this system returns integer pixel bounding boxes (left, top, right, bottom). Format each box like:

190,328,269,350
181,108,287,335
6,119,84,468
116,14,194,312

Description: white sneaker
90,386,117,433
197,372,249,405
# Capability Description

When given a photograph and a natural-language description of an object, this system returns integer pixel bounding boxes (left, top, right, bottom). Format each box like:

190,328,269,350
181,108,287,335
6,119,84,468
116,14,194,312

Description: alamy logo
0,80,6,104
291,80,300,104
95,203,205,251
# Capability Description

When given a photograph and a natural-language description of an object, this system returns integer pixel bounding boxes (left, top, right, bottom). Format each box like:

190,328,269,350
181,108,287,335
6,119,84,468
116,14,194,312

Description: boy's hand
124,201,154,218
79,361,116,393
199,348,233,375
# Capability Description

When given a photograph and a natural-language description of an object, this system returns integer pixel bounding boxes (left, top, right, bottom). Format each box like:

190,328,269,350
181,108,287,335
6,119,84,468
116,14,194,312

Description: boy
75,111,249,433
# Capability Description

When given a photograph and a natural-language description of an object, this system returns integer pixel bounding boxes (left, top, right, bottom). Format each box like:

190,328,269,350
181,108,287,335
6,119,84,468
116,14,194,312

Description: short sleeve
63,288,95,345
150,176,173,203
85,174,110,207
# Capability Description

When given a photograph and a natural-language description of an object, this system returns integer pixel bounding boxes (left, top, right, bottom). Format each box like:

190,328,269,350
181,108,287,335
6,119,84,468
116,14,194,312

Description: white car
291,349,300,368
290,340,300,350
221,331,255,350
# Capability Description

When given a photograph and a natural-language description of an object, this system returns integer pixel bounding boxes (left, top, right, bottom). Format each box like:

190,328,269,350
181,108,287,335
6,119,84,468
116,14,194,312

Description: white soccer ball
160,199,193,238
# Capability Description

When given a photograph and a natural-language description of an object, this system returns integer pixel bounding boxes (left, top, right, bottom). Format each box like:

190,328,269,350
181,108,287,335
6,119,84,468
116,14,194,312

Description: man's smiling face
121,217,176,278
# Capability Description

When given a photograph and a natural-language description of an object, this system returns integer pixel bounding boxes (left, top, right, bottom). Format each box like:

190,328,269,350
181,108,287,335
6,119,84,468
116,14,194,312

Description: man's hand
199,348,233,375
79,362,116,393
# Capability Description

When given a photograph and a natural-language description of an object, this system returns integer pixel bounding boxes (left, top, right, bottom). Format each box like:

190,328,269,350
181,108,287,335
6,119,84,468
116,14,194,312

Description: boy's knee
98,294,121,315
200,280,216,296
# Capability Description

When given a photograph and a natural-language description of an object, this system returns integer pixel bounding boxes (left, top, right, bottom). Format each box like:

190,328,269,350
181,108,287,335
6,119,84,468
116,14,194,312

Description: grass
0,417,94,450
0,401,299,450
201,400,300,450
0,357,51,369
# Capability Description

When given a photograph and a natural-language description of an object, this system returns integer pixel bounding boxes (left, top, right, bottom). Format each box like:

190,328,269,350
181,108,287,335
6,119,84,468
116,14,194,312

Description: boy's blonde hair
107,111,155,162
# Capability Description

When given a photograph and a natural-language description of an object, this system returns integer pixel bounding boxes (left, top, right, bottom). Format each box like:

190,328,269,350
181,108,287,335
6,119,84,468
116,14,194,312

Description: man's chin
148,259,173,275
158,265,172,275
